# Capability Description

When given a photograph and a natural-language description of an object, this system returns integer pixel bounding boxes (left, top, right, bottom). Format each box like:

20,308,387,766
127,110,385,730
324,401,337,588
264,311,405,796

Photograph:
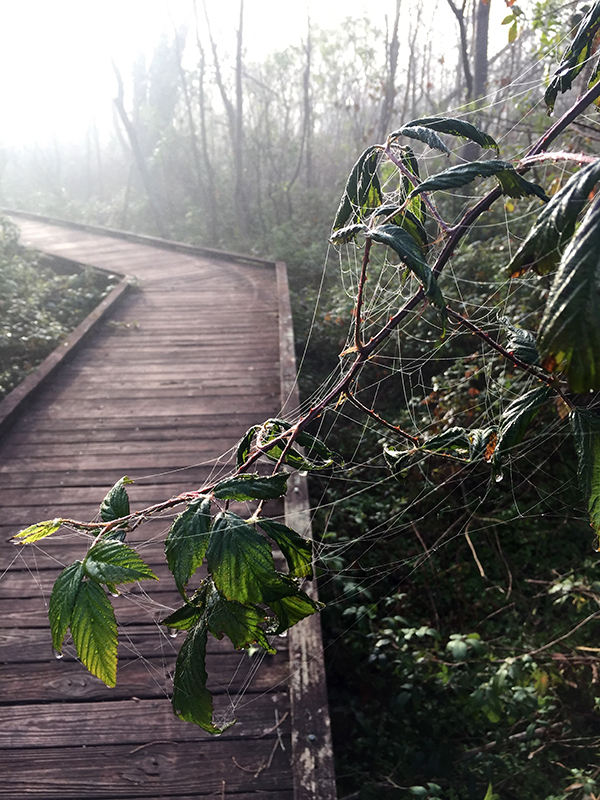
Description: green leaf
70,580,118,687
268,592,323,635
393,125,450,156
257,518,313,579
11,518,62,545
162,603,203,631
48,561,84,653
213,472,290,501
422,427,472,459
508,159,600,277
100,477,133,523
468,428,498,463
369,224,446,313
501,320,541,366
257,419,339,471
495,386,553,460
537,196,600,391
236,425,260,467
408,161,547,201
374,206,429,249
571,408,600,533
206,511,297,605
332,146,382,231
172,619,226,733
207,589,275,653
165,496,211,597
383,443,417,478
545,5,600,112
399,116,499,153
83,540,158,586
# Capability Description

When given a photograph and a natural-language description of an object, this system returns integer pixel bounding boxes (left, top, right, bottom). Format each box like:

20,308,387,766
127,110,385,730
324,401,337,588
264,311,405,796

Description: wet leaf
207,589,275,653
165,496,211,596
545,5,600,112
398,116,499,153
409,161,547,201
49,561,84,653
213,472,289,501
495,386,553,460
70,580,118,688
83,540,157,586
393,125,450,156
332,146,382,231
257,518,313,579
268,592,323,635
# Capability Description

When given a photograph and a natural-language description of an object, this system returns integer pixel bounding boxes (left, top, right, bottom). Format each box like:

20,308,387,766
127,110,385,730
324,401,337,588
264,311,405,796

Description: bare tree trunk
111,60,169,238
446,0,474,102
473,0,490,103
378,0,401,141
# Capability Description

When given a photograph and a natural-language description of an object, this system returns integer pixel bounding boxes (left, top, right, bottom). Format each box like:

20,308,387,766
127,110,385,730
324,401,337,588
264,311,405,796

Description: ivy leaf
11,518,62,545
537,196,600,392
100,477,133,523
393,125,450,156
408,161,548,201
70,580,118,688
500,318,541,365
332,146,383,231
83,540,158,586
508,159,600,277
545,4,600,112
213,472,289,501
257,518,313,579
369,224,446,313
172,619,226,733
268,592,323,635
495,386,553,460
165,496,211,597
571,408,600,534
398,117,499,153
48,561,84,653
206,511,298,605
207,590,275,653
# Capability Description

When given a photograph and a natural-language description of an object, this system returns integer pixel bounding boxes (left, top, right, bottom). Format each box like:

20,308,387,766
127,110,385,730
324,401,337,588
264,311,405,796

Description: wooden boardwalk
0,215,335,799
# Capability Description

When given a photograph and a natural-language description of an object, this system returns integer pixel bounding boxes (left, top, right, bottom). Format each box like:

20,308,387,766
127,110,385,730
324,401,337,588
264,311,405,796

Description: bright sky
0,0,517,147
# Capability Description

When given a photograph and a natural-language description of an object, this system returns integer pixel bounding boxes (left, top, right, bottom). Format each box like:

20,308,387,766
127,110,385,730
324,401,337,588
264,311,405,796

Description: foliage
10,4,600,798
0,216,117,399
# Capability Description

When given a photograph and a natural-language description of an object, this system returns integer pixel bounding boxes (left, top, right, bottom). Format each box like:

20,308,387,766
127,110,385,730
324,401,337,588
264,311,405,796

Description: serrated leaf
375,206,429,249
469,428,498,462
70,580,118,687
100,477,133,523
571,408,600,533
393,125,450,155
500,318,541,365
213,472,289,501
165,497,211,597
12,518,62,545
172,619,225,733
409,161,547,201
495,386,553,460
537,196,600,391
399,116,499,153
508,159,600,277
49,561,84,653
207,589,275,653
206,511,297,605
83,540,158,586
268,592,323,635
332,146,382,231
369,224,446,313
545,5,600,112
257,518,313,579
383,443,417,478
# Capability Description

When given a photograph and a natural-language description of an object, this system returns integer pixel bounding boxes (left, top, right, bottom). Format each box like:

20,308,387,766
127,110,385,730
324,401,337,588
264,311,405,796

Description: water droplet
278,630,288,638
495,472,504,483
298,471,308,478
52,648,64,660
109,590,119,597
168,629,179,639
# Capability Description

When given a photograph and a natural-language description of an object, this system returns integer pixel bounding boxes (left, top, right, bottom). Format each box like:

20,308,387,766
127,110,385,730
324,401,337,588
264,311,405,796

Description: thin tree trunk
446,0,474,102
378,0,401,141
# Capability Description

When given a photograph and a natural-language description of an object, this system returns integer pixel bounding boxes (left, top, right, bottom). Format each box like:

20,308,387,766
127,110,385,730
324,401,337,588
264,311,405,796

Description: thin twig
345,391,419,444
